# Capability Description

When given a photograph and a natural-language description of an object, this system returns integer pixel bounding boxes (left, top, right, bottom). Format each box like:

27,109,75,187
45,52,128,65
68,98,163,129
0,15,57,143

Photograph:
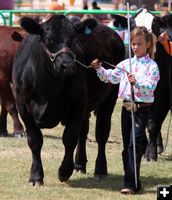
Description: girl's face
131,35,150,58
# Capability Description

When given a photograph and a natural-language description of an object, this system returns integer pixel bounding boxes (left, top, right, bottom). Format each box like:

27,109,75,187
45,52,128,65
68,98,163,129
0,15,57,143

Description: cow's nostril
63,60,75,67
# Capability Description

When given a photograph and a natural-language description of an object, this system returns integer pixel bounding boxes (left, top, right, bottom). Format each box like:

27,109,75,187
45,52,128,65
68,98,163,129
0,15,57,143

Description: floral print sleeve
94,55,159,103
96,66,122,84
134,62,159,98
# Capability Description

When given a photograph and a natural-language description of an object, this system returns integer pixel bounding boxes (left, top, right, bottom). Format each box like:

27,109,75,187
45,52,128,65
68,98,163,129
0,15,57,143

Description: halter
41,42,76,69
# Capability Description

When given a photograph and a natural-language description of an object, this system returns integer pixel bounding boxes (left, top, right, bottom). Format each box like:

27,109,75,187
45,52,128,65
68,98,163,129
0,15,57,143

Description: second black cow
12,15,125,185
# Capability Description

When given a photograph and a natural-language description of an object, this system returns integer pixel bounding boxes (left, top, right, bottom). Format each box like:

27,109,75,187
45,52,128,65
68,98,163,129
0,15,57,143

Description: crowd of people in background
79,0,172,24
47,0,172,44
81,0,172,44
49,0,65,10
1,1,171,16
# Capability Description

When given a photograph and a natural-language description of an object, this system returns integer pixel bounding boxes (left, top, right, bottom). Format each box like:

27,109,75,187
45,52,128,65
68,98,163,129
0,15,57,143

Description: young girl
91,26,160,194
158,31,172,55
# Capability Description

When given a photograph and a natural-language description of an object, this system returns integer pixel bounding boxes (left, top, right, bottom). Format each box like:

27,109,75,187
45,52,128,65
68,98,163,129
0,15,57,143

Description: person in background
130,4,138,11
92,0,101,10
160,2,172,16
49,0,65,10
140,3,148,9
158,31,172,56
90,26,160,195
154,1,161,11
83,3,88,10
161,2,168,11
0,0,14,9
91,1,107,21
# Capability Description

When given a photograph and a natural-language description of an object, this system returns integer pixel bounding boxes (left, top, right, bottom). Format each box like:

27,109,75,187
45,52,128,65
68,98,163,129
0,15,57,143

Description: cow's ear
75,18,97,34
20,17,43,36
11,31,24,42
152,16,162,37
111,14,128,29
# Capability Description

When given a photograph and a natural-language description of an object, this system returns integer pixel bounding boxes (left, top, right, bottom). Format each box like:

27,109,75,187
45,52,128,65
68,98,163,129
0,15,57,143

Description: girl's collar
134,54,150,62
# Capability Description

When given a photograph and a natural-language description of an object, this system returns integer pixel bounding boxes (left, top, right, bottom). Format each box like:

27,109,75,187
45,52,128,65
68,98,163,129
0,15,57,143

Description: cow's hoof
13,132,24,138
144,156,157,162
157,144,164,154
145,151,158,161
35,181,44,186
29,180,44,186
58,172,70,182
74,164,86,174
58,166,73,182
0,130,8,137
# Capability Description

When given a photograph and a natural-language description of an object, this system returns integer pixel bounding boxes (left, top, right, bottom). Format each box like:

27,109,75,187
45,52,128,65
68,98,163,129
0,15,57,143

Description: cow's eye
44,37,55,45
49,39,54,44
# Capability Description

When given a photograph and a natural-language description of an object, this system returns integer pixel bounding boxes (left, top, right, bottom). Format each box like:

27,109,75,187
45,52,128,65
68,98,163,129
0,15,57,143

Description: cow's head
152,14,172,41
111,8,155,32
20,15,97,75
110,9,172,42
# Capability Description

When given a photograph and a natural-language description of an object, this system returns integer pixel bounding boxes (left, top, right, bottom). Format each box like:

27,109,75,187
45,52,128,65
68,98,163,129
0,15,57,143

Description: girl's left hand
158,31,168,43
128,73,136,84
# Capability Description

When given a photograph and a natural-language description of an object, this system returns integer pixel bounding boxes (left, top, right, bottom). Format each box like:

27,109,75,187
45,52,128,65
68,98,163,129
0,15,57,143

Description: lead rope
74,59,91,69
74,59,130,74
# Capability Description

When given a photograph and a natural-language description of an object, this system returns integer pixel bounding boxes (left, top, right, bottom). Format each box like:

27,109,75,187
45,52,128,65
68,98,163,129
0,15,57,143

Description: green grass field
0,100,172,200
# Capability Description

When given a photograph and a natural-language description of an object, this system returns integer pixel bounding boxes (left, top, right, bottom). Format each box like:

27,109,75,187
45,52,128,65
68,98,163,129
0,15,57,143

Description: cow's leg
142,131,148,155
94,89,117,180
58,111,84,182
18,103,44,186
145,100,169,161
0,102,8,137
27,126,44,186
157,131,164,154
8,105,25,138
0,83,24,137
74,113,90,174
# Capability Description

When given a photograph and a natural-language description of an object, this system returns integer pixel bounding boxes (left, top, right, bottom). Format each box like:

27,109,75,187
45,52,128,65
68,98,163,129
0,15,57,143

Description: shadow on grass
67,173,122,191
161,155,172,161
43,134,60,140
67,173,172,194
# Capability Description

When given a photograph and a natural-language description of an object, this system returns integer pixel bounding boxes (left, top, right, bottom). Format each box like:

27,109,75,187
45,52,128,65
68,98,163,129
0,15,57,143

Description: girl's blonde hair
130,26,156,59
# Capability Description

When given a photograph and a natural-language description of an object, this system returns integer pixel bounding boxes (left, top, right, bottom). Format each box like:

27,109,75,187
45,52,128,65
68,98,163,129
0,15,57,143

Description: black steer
145,13,172,161
12,15,125,185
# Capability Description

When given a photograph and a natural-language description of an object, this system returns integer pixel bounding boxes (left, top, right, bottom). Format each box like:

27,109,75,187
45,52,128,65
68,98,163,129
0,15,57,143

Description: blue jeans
121,105,151,192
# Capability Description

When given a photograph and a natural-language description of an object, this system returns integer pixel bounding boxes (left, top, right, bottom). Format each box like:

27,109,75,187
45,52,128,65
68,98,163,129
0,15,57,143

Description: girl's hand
158,31,168,43
90,59,102,70
128,73,136,84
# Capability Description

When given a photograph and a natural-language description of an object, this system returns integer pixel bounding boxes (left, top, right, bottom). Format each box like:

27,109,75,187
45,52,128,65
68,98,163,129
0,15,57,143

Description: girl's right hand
90,59,102,70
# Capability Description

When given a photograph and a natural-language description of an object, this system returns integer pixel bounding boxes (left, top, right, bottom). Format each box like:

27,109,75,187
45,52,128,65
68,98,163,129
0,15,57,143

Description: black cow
110,9,172,161
145,13,172,161
12,15,125,185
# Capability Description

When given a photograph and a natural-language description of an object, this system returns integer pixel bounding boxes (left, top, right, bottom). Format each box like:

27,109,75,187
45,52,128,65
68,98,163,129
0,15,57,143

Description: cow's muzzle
43,44,76,72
